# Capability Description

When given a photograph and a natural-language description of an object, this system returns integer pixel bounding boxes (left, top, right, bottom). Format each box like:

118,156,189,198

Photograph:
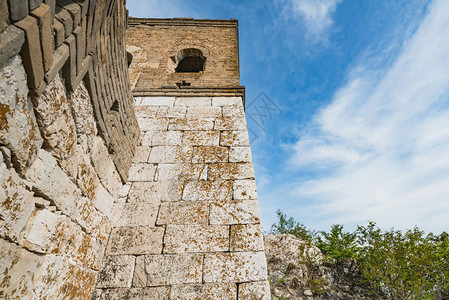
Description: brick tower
95,18,271,299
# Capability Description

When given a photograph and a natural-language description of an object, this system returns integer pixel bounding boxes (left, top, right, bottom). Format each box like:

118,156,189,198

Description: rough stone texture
0,25,25,68
106,226,164,255
0,0,8,33
238,281,271,300
230,224,264,252
97,255,136,288
0,55,42,174
170,283,237,300
29,3,53,72
7,0,29,22
164,225,229,253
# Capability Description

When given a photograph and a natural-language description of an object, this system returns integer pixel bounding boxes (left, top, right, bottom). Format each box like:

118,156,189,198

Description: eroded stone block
148,146,193,164
164,225,229,253
182,130,220,146
214,117,247,131
192,146,228,163
97,287,170,300
238,281,271,300
138,97,175,106
230,224,264,252
169,117,214,131
233,179,258,200
174,97,211,107
220,130,250,147
128,181,182,203
155,163,208,181
182,180,232,201
212,97,243,107
209,200,261,225
112,202,158,227
208,163,255,180
97,255,136,288
170,283,237,300
141,130,182,146
137,117,169,131
157,201,209,225
229,146,252,163
186,106,222,118
106,226,164,255
127,163,157,181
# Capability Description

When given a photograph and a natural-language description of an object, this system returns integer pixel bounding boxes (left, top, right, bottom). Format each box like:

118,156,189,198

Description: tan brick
157,201,209,225
30,3,53,71
106,226,164,255
164,225,229,253
138,117,169,131
155,163,208,181
135,105,159,118
203,252,268,283
230,224,264,252
209,200,261,225
53,19,65,48
157,105,187,117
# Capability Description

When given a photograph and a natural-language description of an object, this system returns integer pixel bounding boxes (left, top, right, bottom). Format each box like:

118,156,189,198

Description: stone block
135,105,158,118
0,163,35,242
94,184,115,220
67,81,97,139
169,117,214,131
233,179,258,200
192,146,229,163
164,225,230,253
112,202,158,227
73,25,83,73
208,163,255,180
182,130,220,146
15,15,44,89
186,106,222,118
30,3,53,72
141,130,182,146
229,146,252,163
148,146,193,163
29,0,42,10
106,226,164,255
182,180,232,201
128,181,182,203
61,33,76,89
45,43,68,83
137,117,169,131
57,1,81,27
203,252,268,283
25,149,80,216
174,97,212,107
127,163,157,181
212,97,243,107
97,255,136,288
52,19,65,48
223,105,245,118
132,146,150,163
156,201,209,225
155,163,208,181
170,283,237,300
74,195,110,239
0,26,25,68
0,239,43,299
214,117,247,131
44,0,56,20
230,224,264,252
7,0,29,22
157,105,186,118
135,254,203,286
97,287,170,300
238,281,271,300
138,96,175,106
31,74,77,160
220,130,250,146
0,55,42,174
55,6,72,37
0,0,8,33
90,136,122,198
209,200,261,225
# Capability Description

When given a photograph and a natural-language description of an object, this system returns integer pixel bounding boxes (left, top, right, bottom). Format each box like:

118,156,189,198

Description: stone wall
0,0,139,298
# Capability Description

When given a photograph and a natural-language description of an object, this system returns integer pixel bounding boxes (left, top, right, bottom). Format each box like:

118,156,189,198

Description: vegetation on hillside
269,210,449,299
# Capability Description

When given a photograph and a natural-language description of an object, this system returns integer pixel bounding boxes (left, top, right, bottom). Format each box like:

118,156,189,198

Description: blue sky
126,0,449,233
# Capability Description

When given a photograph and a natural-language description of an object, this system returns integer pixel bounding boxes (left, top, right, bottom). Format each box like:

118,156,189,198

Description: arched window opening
174,48,206,73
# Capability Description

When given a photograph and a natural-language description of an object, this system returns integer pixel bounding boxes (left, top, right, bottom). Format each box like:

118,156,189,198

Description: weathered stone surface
127,163,157,181
233,179,258,200
29,0,43,10
112,202,158,227
141,130,182,146
106,226,164,255
138,96,175,106
182,180,232,201
136,254,203,286
169,117,214,131
157,105,187,118
182,130,220,146
212,97,243,107
0,55,42,174
44,42,68,82
52,19,64,48
208,163,255,180
148,146,193,163
0,0,8,33
135,105,158,118
238,281,271,300
97,255,136,288
0,25,25,68
170,283,237,300
164,225,229,253
90,136,122,197
229,146,252,163
220,130,250,146
30,3,53,72
223,104,245,117
0,238,43,299
230,224,264,252
186,106,222,118
214,117,247,131
157,201,209,225
138,117,169,131
15,15,44,89
209,200,261,225
132,146,150,163
67,81,97,141
155,163,208,181
7,0,29,22
94,183,115,220
128,181,182,203
96,287,170,300
25,149,80,216
0,158,35,242
32,74,77,160
192,146,228,163
204,252,268,283
174,97,212,107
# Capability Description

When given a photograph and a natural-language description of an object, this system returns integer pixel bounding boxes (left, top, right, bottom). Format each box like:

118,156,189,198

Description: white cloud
280,0,342,40
291,0,449,232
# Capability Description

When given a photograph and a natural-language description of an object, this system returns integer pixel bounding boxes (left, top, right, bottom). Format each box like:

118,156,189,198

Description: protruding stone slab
136,254,203,286
112,202,158,227
238,281,271,300
30,3,53,72
210,200,261,225
164,225,229,253
157,201,209,225
203,252,268,283
230,224,264,252
170,283,237,300
106,226,164,255
97,255,136,288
